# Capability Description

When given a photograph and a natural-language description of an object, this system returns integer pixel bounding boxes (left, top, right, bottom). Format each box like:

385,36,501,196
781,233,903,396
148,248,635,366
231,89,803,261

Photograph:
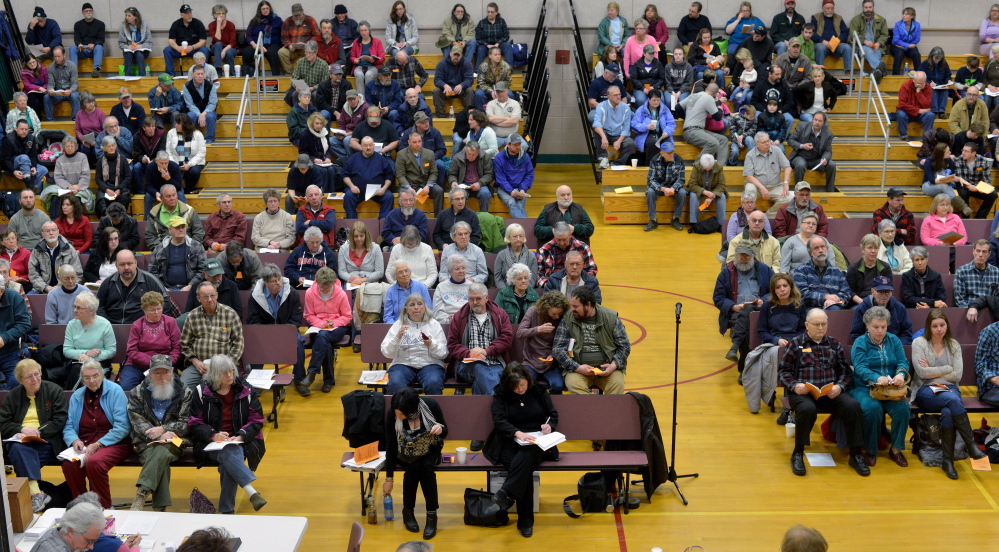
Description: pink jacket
919,213,968,246
125,315,182,370
622,35,658,77
350,38,386,68
303,280,353,328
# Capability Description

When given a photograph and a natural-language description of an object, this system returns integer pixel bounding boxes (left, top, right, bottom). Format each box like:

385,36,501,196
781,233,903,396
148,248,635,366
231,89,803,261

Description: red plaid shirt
536,237,597,287
281,15,321,48
778,332,853,391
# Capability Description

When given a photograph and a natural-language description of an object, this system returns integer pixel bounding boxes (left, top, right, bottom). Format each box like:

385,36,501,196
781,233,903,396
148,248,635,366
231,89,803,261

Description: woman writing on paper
484,362,558,538
382,387,447,540
0,359,67,513
188,354,267,514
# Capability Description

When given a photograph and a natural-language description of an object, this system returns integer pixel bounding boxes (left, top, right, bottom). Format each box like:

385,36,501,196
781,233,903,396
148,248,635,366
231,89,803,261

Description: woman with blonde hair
596,2,631,55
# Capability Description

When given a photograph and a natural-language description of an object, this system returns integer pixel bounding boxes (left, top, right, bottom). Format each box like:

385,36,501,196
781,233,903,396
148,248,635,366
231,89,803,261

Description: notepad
354,441,380,464
57,447,87,465
971,456,992,471
246,369,275,389
515,431,565,451
3,435,46,443
935,231,965,244
203,441,242,452
805,452,836,467
907,141,923,147
327,192,344,200
150,436,183,447
290,78,309,92
415,186,429,204
614,186,634,194
358,370,388,385
80,132,96,147
976,183,995,195
305,325,334,334
827,36,840,52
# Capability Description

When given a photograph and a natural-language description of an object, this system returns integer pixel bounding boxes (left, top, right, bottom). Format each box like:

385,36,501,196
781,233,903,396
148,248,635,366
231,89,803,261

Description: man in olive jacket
446,140,494,213
395,131,443,216
551,286,631,396
126,356,193,512
685,153,727,227
848,0,888,80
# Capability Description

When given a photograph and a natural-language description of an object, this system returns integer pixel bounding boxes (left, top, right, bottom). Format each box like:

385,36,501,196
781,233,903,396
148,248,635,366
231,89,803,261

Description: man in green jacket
771,0,806,56
848,0,888,82
551,286,630,396
796,24,817,63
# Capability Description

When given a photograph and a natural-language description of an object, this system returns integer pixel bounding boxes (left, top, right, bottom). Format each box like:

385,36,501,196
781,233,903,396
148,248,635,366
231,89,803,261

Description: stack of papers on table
341,451,386,470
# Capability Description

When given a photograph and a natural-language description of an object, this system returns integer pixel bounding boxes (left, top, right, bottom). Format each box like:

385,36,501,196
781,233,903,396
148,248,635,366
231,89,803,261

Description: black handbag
463,488,509,527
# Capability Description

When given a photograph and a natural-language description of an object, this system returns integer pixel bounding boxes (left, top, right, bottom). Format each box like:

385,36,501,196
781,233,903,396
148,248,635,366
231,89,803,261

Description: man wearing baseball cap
147,74,184,128
163,4,208,77
730,24,775,73
315,63,353,126
713,243,773,369
183,257,243,319
110,87,146,137
70,3,106,79
770,0,805,56
367,66,404,129
774,36,813,90
585,62,627,120
849,275,913,345
148,216,206,292
809,0,853,71
644,140,687,231
872,188,915,245
26,7,62,60
278,3,321,75
126,354,193,512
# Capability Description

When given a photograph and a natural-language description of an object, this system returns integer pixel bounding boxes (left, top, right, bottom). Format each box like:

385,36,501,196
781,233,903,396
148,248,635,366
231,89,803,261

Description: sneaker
249,492,267,511
31,492,51,513
643,220,658,231
130,487,150,511
597,157,610,169
91,69,100,79
670,218,683,231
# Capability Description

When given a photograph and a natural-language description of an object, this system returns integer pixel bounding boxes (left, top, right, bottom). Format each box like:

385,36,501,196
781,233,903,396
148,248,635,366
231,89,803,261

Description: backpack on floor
688,217,721,235
563,472,613,517
189,487,216,514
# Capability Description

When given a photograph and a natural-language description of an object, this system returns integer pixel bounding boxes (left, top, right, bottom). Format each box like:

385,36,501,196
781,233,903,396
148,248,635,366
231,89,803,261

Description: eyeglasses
81,374,102,382
22,372,41,380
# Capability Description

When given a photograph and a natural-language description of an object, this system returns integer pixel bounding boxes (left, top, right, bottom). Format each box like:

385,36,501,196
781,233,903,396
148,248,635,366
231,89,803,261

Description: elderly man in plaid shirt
778,308,870,477
955,240,999,308
180,281,244,389
644,141,688,232
279,3,321,74
387,50,429,91
536,222,597,288
953,142,997,220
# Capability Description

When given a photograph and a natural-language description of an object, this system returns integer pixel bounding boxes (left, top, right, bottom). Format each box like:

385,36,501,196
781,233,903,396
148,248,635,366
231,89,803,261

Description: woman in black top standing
383,387,447,540
484,362,558,538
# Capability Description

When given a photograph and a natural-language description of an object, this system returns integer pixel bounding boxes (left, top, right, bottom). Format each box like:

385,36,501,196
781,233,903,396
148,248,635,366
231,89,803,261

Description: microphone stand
667,302,698,505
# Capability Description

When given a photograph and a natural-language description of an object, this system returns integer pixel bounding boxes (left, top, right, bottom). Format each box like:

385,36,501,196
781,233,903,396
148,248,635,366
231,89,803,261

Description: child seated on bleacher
955,55,984,99
757,100,787,145
727,105,758,166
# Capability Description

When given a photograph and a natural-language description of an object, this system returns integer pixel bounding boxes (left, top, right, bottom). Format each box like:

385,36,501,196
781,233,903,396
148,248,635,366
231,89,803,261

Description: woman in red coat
0,230,32,278
350,22,385,99
55,195,93,254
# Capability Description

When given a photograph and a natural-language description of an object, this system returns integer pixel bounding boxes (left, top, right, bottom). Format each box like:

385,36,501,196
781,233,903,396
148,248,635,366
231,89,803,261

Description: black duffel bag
562,472,614,518
463,488,509,527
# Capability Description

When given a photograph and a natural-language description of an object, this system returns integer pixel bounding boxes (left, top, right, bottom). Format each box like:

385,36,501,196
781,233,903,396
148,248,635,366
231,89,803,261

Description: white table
15,509,308,552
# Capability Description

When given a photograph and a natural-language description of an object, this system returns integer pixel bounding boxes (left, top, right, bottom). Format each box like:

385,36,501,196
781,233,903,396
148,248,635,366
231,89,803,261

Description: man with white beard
713,244,774,372
380,187,428,249
533,185,595,244
126,355,193,512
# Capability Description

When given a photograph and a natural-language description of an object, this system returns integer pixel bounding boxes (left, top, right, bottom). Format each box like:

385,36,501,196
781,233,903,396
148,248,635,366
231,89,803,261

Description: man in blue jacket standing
0,274,31,389
432,49,474,118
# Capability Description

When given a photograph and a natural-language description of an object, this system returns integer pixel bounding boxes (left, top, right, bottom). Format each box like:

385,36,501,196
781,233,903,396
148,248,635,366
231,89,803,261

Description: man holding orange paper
778,308,869,477
552,287,629,396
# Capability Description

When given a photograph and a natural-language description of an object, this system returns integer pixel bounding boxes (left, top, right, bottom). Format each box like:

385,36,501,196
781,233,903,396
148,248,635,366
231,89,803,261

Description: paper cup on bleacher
631,159,638,168
456,447,468,464
785,423,795,438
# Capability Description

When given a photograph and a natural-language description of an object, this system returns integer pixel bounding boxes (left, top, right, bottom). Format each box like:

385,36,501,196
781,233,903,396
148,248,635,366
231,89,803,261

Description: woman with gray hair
63,292,116,377
33,497,104,552
493,223,538,290
876,219,912,274
433,254,472,324
845,234,893,306
5,91,41,133
438,221,487,285
65,492,143,551
387,225,439,287
381,292,448,395
209,4,237,75
62,360,132,508
95,134,131,216
188,354,267,513
187,51,220,83
47,135,95,218
900,246,948,308
495,263,538,324
779,212,822,274
849,306,911,468
350,22,384,98
74,90,107,166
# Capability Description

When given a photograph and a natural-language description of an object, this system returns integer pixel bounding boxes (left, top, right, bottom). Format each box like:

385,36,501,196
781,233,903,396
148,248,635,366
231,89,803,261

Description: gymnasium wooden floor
38,165,999,551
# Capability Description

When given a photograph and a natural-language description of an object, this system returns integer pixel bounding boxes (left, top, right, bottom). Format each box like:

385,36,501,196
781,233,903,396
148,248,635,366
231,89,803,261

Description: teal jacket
597,17,631,54
850,332,909,390
495,285,539,324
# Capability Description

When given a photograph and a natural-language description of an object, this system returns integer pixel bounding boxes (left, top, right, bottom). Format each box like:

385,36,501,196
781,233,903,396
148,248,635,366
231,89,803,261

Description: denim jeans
162,46,210,76
496,187,528,218
10,155,47,193
43,91,81,121
386,364,446,395
895,109,934,137
689,191,726,225
524,366,564,393
304,327,348,381
646,186,687,221
889,45,921,75
692,65,726,85
187,110,217,142
69,44,104,70
207,444,257,514
0,350,20,390
329,134,350,158
921,181,955,198
211,42,237,74
456,360,503,395
123,50,147,76
387,45,416,57
467,185,493,212
118,364,146,392
452,132,464,155
914,384,966,428
814,42,853,71
860,44,883,70
5,441,54,480
131,161,148,194
729,134,754,165
930,89,949,114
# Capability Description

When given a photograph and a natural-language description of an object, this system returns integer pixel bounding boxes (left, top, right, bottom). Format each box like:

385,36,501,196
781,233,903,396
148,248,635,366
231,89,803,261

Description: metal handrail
863,74,892,191
232,32,267,193
851,31,865,115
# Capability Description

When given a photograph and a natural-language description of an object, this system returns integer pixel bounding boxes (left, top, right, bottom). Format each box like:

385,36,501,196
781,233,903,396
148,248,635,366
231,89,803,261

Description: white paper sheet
203,441,242,452
804,452,837,467
364,183,380,201
118,515,159,535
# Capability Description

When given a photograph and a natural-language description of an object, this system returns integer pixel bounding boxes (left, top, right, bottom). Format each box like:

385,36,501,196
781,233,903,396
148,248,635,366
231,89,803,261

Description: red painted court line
601,284,717,307
626,363,737,391
619,317,647,346
614,503,629,552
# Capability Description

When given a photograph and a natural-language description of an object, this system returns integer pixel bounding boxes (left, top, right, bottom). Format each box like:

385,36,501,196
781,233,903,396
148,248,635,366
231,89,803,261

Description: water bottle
903,62,909,76
383,493,394,520
366,495,377,524
449,106,455,118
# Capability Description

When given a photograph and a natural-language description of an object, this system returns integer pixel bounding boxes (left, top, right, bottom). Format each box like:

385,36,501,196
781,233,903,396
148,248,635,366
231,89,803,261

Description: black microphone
675,302,682,316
